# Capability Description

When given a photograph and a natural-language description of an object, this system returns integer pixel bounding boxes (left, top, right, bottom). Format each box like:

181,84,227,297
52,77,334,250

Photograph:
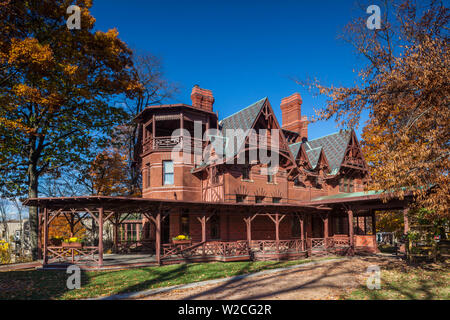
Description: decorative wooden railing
47,246,99,264
250,239,304,253
143,136,204,154
309,238,326,249
161,241,250,260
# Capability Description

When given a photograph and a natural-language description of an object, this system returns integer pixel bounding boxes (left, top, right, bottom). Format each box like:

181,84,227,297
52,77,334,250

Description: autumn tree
0,0,140,258
298,0,449,218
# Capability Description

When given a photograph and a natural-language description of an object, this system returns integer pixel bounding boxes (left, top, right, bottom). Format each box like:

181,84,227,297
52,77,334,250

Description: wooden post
403,207,409,234
300,214,305,251
98,207,104,267
155,211,161,265
113,213,119,253
43,207,48,265
201,216,206,242
275,213,280,253
324,213,329,248
37,208,42,260
348,209,354,254
371,210,376,235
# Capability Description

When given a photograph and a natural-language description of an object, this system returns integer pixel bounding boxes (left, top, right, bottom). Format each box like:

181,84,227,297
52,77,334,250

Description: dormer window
339,177,354,193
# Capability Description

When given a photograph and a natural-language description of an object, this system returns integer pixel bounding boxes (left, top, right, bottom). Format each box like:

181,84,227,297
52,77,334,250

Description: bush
0,240,11,264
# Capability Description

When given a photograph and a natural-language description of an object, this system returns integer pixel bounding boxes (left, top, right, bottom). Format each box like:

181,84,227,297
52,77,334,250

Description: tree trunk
27,162,39,260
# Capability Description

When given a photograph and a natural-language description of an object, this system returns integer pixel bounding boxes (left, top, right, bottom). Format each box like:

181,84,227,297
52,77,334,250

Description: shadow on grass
0,265,89,300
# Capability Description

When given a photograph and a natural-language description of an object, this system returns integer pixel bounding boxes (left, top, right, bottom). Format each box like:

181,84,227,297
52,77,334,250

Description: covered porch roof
23,196,329,213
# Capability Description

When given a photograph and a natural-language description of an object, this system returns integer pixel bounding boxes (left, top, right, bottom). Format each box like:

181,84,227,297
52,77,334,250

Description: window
294,177,301,186
236,194,246,203
180,211,190,236
210,215,220,239
145,163,151,188
255,196,264,203
340,177,354,193
272,197,281,204
267,174,274,183
163,160,174,185
242,166,250,180
120,223,141,242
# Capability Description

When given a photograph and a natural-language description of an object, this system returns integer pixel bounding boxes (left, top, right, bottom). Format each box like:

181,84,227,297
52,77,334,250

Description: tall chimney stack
280,93,308,142
191,85,214,111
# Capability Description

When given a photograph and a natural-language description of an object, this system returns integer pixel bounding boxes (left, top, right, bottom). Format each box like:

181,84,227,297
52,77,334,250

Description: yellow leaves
8,38,53,68
63,64,78,76
0,116,33,133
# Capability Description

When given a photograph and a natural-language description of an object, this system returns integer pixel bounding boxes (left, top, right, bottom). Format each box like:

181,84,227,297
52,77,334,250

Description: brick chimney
280,93,308,141
191,85,214,111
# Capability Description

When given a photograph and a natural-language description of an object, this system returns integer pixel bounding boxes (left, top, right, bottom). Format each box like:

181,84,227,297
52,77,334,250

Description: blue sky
91,0,380,139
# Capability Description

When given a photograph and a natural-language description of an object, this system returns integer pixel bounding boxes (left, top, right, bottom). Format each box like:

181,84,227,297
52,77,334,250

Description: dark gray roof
304,130,352,174
219,97,267,131
288,130,352,174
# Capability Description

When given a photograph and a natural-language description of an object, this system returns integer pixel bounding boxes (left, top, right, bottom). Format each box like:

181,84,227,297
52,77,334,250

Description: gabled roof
219,97,267,131
289,130,352,175
193,98,267,171
304,130,352,175
305,147,323,169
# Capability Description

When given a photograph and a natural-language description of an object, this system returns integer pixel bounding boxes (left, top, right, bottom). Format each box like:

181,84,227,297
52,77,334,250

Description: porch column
323,213,329,248
155,211,161,265
371,210,378,252
300,213,305,251
98,207,104,267
275,213,280,252
43,207,48,265
348,208,354,254
38,208,42,260
371,210,376,235
201,216,206,242
113,213,119,253
244,216,252,242
403,207,409,235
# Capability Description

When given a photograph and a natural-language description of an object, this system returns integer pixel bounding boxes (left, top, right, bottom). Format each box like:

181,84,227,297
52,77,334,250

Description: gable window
236,194,246,203
255,196,264,203
163,160,174,185
339,177,354,193
272,197,281,204
180,211,190,236
210,214,220,239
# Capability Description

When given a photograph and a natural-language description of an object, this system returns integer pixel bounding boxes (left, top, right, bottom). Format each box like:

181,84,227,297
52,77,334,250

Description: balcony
142,136,204,155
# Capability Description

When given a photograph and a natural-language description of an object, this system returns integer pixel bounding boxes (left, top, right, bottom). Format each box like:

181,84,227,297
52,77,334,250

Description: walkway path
140,255,401,300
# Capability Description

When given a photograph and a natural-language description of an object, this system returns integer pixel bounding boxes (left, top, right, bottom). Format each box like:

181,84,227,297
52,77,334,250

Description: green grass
0,256,338,300
342,263,450,300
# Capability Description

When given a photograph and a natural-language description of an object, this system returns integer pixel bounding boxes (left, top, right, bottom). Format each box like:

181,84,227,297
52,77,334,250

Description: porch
22,195,401,269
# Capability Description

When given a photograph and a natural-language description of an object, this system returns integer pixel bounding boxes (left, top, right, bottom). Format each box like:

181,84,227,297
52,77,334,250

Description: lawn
342,261,450,300
0,257,338,300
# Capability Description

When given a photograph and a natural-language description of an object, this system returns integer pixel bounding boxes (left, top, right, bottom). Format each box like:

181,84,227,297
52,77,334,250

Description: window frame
162,160,174,185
